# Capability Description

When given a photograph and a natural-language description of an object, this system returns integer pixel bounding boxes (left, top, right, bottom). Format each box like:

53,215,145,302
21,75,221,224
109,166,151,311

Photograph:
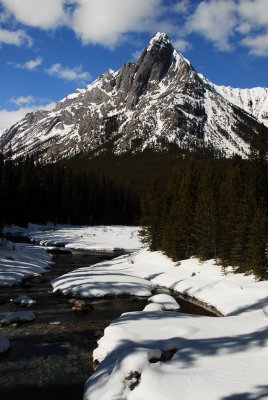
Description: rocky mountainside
1,32,267,160
198,73,268,128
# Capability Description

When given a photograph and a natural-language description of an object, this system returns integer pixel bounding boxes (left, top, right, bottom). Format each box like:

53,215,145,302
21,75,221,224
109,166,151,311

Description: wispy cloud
186,0,237,51
173,37,191,52
0,102,56,131
242,32,268,56
131,49,143,60
45,63,91,84
10,57,43,70
9,95,35,106
186,0,268,56
173,0,191,14
0,27,32,47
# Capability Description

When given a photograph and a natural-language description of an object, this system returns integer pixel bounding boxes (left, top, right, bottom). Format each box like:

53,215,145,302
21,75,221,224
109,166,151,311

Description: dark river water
0,242,217,400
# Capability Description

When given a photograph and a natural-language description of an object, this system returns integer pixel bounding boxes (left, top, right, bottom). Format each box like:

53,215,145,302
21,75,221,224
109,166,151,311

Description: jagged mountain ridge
213,86,268,128
0,32,267,160
198,73,268,128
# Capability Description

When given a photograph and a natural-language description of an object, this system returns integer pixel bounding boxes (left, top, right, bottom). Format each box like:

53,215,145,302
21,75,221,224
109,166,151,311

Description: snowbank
0,240,52,286
127,250,268,318
144,294,180,311
52,248,268,317
84,248,268,399
52,258,153,298
85,311,268,400
4,224,141,252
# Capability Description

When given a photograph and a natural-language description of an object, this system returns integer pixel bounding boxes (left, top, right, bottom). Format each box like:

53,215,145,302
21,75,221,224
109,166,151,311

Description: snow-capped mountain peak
147,32,171,50
0,33,267,160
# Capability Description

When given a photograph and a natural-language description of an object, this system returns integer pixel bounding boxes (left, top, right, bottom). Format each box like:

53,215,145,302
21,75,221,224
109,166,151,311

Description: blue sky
0,0,267,130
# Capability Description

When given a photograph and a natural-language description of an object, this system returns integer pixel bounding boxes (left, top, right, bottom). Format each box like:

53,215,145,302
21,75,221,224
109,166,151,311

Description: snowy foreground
81,250,268,400
87,312,268,400
3,225,268,399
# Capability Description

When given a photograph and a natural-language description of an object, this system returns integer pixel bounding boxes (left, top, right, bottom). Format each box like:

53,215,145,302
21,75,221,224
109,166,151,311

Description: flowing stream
0,239,217,400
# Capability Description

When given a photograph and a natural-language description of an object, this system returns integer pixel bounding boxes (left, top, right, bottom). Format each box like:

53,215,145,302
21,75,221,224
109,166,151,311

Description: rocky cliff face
0,32,267,160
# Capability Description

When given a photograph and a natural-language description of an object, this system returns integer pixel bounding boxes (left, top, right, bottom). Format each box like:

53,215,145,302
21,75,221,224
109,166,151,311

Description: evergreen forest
141,150,267,279
0,142,267,279
0,153,139,228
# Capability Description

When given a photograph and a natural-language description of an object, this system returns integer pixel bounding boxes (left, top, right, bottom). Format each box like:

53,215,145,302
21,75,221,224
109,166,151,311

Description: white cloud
0,0,178,49
236,22,252,35
237,0,268,56
1,0,268,58
0,102,56,131
0,27,32,47
238,0,268,28
242,32,268,56
9,95,35,106
173,0,190,14
131,49,143,61
1,0,66,29
185,0,268,56
70,0,162,47
0,0,166,47
0,10,9,22
45,63,91,83
187,0,237,51
173,37,191,52
10,57,43,70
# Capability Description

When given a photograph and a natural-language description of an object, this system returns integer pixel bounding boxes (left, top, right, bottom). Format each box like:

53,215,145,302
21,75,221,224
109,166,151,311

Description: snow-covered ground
3,225,268,399
86,311,268,400
4,224,141,252
52,248,268,318
52,259,153,298
83,251,268,400
0,240,52,286
143,294,180,311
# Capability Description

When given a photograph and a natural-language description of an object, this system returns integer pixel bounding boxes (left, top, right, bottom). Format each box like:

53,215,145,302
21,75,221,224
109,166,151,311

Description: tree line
0,137,267,279
140,150,268,279
0,153,139,229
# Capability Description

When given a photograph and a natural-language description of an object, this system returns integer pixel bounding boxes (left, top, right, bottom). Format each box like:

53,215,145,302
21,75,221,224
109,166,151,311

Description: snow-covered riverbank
51,247,268,318
82,249,268,400
0,240,52,287
2,225,268,399
4,224,141,252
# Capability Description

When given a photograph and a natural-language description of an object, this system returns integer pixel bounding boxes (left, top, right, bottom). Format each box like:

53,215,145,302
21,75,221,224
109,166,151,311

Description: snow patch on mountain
199,73,268,127
214,86,268,127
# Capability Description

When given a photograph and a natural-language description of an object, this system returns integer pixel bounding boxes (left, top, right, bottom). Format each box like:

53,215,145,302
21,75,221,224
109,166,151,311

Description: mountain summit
1,32,267,160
